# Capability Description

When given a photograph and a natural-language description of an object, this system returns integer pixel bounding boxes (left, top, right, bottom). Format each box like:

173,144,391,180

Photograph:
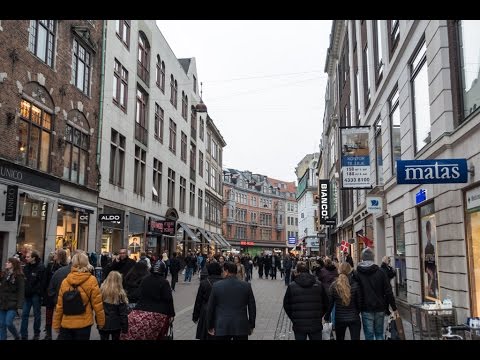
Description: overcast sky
157,20,332,183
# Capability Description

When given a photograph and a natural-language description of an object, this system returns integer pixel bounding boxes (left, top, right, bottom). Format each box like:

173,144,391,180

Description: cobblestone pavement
9,271,414,341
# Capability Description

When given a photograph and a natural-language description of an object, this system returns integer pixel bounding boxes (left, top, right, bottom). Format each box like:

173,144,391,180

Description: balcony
135,123,148,146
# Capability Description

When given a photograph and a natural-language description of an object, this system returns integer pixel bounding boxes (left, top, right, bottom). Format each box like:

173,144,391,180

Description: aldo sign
396,159,468,184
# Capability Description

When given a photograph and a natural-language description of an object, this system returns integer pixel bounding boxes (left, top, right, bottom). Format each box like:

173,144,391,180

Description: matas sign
396,159,468,184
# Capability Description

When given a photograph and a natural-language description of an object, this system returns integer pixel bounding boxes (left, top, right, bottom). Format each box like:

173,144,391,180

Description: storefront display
128,212,145,260
466,186,480,316
100,206,124,254
419,202,439,301
16,194,47,259
55,203,89,252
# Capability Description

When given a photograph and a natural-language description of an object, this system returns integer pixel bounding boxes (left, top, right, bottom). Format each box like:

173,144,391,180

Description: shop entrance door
0,232,5,266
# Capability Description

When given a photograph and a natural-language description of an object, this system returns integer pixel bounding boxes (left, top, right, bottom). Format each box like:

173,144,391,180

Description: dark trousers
335,320,361,340
20,294,41,338
99,329,121,340
171,271,179,290
215,335,248,340
294,331,323,340
57,325,92,340
258,265,264,278
284,269,291,285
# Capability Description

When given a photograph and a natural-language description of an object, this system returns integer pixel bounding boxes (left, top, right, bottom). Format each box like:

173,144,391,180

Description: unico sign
319,180,335,225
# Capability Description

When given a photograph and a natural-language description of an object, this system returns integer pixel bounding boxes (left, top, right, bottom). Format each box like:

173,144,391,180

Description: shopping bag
385,314,405,340
322,322,333,340
395,315,406,340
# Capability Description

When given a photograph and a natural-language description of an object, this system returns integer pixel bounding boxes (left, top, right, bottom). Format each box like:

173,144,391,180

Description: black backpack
63,284,87,315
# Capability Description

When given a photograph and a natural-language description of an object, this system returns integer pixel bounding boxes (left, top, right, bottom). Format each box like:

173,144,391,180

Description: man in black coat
104,248,136,278
283,261,329,340
169,252,181,291
206,262,256,340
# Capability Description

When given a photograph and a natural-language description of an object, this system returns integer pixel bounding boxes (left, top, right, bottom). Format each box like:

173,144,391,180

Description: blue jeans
285,269,291,285
20,294,41,338
184,267,193,282
0,309,19,340
361,311,385,340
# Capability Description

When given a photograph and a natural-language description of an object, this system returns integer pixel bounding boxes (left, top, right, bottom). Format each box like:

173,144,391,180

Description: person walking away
257,253,265,279
234,256,245,281
123,262,150,311
53,252,105,340
318,257,339,327
0,257,25,340
283,261,329,340
20,250,45,340
354,248,398,340
283,255,293,286
169,252,181,291
184,253,196,282
138,252,151,271
99,271,128,340
206,262,256,340
120,264,175,340
324,262,362,340
42,248,68,340
192,262,224,340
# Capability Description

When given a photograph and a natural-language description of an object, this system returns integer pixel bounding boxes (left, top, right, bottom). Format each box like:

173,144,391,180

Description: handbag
162,324,174,340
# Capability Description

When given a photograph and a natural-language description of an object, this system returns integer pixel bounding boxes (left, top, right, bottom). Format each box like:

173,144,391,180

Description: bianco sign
366,196,383,214
466,186,480,210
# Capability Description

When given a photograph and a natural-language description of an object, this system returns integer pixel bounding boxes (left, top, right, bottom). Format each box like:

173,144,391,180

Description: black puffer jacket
325,273,362,324
135,273,175,316
283,272,329,333
24,261,45,298
102,302,129,332
0,272,25,310
192,275,223,340
354,262,397,312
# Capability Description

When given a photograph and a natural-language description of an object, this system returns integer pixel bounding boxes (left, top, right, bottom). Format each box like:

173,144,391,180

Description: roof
178,58,191,73
266,176,297,194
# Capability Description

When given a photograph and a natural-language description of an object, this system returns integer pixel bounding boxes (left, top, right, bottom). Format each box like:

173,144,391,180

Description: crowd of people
0,245,398,341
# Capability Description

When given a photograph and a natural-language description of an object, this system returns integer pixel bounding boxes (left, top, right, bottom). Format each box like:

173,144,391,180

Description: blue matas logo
396,159,468,184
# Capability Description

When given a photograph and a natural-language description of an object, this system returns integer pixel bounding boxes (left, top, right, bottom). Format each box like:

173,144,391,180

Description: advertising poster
340,126,371,188
421,214,439,301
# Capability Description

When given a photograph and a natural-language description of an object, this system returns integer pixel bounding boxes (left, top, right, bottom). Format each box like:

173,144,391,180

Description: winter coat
123,270,149,304
53,268,105,331
325,273,362,324
169,257,181,274
104,257,136,279
47,264,71,306
318,264,339,293
102,302,129,333
135,273,175,317
43,262,67,307
380,263,396,280
0,272,25,310
23,261,45,298
284,258,293,271
192,275,224,339
354,262,397,313
283,272,329,333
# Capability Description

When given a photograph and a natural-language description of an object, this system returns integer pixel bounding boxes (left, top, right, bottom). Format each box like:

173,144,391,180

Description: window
389,86,401,174
363,44,371,108
355,70,361,122
152,158,162,203
191,109,197,140
63,124,89,185
154,103,164,143
137,32,150,84
212,141,218,160
458,20,480,122
179,177,186,213
181,132,187,163
210,167,217,191
411,40,430,153
199,151,204,178
199,117,204,141
193,75,197,94
419,202,439,301
18,99,52,172
113,59,128,110
351,20,357,50
134,145,146,196
261,229,271,241
188,183,196,216
109,128,125,186
115,20,130,49
135,87,148,145
207,132,212,154
156,55,162,88
295,218,298,226
373,20,384,83
160,61,165,92
181,91,188,120
72,39,92,95
206,162,210,186
198,189,203,219
28,20,55,67
374,117,383,186
388,20,400,55
393,213,407,300
190,142,196,180
167,168,176,208
170,75,178,108
329,133,335,169
169,119,176,154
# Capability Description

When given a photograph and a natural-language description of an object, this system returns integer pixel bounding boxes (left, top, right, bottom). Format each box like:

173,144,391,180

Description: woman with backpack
53,252,105,340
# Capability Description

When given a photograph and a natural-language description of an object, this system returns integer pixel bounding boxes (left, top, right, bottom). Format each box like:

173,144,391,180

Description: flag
340,240,349,253
358,235,374,248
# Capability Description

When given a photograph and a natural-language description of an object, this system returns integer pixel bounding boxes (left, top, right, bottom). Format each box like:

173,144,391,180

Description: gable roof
178,58,191,73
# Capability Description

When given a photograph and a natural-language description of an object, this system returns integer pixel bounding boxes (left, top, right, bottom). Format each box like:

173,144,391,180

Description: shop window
419,202,439,301
55,204,89,252
16,194,47,259
466,188,480,316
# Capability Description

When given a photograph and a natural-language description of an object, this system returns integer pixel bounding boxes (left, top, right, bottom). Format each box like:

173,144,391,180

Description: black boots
43,326,52,340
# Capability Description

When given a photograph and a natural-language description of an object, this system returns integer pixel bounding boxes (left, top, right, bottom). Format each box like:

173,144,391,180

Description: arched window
170,75,178,108
156,55,161,87
63,110,90,185
181,91,188,120
160,61,166,92
137,31,150,84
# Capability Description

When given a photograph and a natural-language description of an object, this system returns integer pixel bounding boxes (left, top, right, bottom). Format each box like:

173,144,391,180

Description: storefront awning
197,228,214,244
215,234,231,249
178,222,200,242
206,231,221,246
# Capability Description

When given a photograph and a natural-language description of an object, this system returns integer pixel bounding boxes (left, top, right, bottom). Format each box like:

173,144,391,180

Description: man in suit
206,262,256,340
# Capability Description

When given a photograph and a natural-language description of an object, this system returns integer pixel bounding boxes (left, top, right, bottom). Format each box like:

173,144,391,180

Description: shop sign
4,185,18,221
79,213,89,224
288,236,296,245
466,186,480,211
319,180,336,225
415,189,427,205
306,238,319,248
98,214,122,223
396,159,468,184
240,241,255,246
149,219,176,235
366,196,382,214
0,159,60,192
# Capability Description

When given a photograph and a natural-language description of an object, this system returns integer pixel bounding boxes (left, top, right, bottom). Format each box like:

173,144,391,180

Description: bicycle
440,324,470,340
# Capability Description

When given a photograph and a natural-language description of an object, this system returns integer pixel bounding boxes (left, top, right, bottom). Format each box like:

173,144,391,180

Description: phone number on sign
344,177,369,183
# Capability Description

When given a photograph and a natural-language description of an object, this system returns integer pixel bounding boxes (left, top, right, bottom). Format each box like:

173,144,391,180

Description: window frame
109,128,125,187
28,20,56,67
115,20,130,49
63,124,89,185
113,59,128,111
152,158,162,203
389,85,401,175
72,38,92,96
137,32,150,85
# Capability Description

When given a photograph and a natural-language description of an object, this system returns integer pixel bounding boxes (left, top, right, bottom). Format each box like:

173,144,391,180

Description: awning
206,231,222,246
178,222,200,242
216,234,231,248
197,228,214,244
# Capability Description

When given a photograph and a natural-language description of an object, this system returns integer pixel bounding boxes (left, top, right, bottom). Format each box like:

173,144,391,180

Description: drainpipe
96,20,107,186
